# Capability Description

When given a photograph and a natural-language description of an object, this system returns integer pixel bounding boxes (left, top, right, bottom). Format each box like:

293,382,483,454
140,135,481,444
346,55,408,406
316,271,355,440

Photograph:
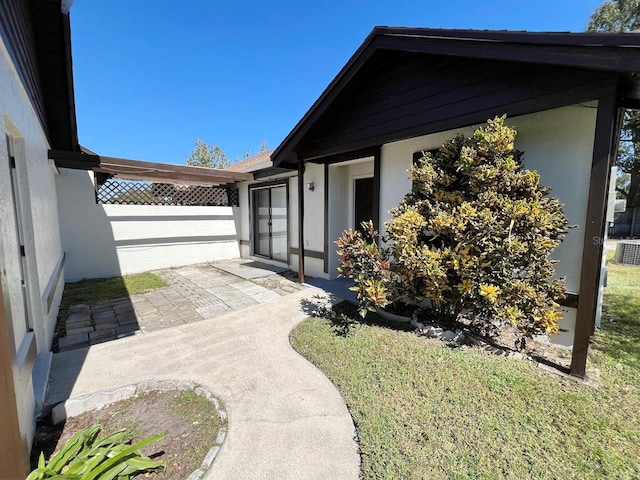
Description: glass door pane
270,186,288,262
253,189,270,257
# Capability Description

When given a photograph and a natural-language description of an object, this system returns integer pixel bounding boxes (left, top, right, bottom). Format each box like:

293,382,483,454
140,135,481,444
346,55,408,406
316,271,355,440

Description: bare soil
31,389,225,479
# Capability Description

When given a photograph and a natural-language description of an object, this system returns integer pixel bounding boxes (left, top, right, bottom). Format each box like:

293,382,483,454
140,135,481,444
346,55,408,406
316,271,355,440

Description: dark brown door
354,177,374,232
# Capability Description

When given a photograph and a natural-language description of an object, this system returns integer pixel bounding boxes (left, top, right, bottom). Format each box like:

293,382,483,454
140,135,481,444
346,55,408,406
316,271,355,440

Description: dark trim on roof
27,1,79,151
272,27,640,167
253,166,295,179
375,33,640,73
49,150,252,185
307,146,379,165
0,0,47,136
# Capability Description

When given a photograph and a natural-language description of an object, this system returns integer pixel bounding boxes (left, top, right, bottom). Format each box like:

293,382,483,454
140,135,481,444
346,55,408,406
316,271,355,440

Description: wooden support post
372,146,382,239
298,161,305,283
0,280,29,477
570,94,620,378
323,162,329,274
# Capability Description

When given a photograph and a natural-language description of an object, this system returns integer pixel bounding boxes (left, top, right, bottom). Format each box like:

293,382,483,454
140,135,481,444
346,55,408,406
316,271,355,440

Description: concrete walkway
47,288,360,479
57,262,304,352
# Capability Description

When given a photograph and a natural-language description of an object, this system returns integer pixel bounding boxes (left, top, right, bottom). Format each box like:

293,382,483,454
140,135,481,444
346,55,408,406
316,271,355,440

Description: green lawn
290,260,640,479
62,272,167,305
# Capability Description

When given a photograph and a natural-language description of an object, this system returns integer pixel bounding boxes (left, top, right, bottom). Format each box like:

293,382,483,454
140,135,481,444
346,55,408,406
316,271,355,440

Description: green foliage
336,117,569,337
587,0,640,208
586,0,640,32
290,299,640,480
63,272,167,305
614,110,640,207
27,425,164,480
186,138,231,169
113,183,163,205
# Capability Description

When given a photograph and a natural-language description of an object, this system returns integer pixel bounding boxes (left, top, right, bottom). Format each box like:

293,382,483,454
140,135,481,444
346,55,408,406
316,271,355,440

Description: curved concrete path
48,288,360,479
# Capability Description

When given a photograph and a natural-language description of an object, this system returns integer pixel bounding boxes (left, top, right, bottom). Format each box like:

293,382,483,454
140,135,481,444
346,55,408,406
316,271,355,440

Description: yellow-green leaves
336,116,569,338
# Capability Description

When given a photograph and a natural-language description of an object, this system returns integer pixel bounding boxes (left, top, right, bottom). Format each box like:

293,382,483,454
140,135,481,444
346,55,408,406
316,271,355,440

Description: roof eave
271,27,640,166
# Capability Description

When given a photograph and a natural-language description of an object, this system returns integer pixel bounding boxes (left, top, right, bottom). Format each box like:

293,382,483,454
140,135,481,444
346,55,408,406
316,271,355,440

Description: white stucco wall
237,165,329,279
57,169,241,281
0,37,66,452
326,158,375,278
237,105,600,345
380,104,599,346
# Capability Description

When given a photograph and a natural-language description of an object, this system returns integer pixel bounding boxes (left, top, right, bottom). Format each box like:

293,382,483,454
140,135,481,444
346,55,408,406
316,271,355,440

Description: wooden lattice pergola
49,149,253,186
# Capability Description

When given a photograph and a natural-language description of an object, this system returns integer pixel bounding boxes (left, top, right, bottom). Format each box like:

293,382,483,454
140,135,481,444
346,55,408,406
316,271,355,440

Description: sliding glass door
252,185,288,262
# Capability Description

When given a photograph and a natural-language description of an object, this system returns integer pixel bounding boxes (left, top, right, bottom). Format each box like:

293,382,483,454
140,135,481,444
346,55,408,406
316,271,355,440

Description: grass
290,260,640,479
167,389,227,467
62,272,167,305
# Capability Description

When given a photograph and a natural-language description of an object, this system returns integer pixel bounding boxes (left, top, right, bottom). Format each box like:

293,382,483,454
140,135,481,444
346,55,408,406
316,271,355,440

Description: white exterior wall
380,104,599,346
237,105,599,346
237,165,328,279
57,169,241,281
0,38,66,451
327,158,374,277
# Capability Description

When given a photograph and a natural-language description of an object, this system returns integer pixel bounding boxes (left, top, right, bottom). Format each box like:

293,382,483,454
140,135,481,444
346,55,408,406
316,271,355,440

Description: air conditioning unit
616,240,640,266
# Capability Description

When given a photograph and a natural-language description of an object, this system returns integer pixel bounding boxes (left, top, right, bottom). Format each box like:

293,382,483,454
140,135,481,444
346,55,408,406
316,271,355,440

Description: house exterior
0,0,77,474
236,27,640,378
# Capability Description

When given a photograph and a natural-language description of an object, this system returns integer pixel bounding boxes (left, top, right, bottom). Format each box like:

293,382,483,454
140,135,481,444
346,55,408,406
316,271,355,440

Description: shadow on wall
41,169,243,461
56,170,242,282
56,169,120,280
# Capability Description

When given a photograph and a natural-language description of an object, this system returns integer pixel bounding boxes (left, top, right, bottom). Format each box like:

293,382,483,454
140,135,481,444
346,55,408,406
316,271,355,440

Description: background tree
587,0,640,32
587,0,640,208
186,138,231,169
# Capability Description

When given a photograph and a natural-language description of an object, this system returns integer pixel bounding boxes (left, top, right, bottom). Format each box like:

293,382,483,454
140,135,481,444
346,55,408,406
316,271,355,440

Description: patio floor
57,260,305,352
46,262,361,478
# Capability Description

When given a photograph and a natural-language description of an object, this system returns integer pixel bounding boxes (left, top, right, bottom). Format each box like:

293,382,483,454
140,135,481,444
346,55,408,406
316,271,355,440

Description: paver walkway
58,262,304,351
47,288,360,479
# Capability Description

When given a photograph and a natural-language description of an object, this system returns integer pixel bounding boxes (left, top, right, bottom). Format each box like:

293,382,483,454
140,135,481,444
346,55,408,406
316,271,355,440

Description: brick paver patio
57,262,304,352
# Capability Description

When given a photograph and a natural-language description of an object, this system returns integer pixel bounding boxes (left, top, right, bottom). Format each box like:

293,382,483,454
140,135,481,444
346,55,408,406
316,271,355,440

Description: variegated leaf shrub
336,116,569,338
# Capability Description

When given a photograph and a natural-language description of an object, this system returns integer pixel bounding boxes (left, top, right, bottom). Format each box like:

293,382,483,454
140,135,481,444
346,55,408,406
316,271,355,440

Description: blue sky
70,0,604,165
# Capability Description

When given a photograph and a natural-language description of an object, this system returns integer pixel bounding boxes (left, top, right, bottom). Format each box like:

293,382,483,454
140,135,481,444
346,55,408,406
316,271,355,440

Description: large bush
336,117,569,337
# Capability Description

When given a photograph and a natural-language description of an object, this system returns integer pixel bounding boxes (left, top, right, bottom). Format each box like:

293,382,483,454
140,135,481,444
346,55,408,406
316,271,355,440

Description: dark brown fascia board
374,27,640,47
271,28,384,167
253,166,295,179
376,33,640,74
49,149,100,168
62,10,79,151
271,26,640,167
306,146,380,165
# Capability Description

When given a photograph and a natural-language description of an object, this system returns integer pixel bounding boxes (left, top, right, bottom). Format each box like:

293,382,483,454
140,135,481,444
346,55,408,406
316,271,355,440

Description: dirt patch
253,273,305,293
31,389,225,479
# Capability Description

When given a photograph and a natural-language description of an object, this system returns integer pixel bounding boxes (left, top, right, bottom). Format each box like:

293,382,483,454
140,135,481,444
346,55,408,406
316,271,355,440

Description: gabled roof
272,27,640,166
225,150,274,173
224,150,295,179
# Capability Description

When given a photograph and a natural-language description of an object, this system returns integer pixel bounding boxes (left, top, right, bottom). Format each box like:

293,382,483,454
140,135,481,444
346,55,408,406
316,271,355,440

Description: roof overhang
271,27,640,167
49,149,253,186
